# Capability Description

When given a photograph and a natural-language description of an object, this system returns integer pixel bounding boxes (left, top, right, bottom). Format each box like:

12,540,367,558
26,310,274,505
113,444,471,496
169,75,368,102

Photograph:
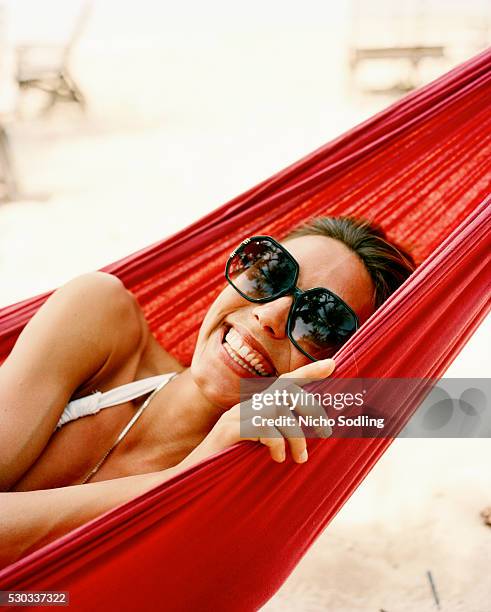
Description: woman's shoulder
57,272,148,396
67,271,185,396
54,272,143,341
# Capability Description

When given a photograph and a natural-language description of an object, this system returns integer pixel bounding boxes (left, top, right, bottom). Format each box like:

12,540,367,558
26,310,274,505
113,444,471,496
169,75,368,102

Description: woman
0,216,414,566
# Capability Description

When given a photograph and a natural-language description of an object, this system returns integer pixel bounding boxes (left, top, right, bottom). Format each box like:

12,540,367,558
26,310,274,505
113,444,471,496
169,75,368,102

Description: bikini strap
81,372,180,484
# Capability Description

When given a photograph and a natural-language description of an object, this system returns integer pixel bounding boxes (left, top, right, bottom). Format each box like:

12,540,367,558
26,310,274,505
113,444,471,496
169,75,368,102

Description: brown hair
283,216,416,309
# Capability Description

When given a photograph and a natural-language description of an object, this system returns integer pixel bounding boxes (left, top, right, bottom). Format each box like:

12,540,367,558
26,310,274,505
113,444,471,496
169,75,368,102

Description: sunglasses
225,235,360,362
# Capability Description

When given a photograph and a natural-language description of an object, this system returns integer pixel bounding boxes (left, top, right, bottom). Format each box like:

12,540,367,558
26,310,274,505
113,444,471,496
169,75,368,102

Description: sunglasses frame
225,235,360,362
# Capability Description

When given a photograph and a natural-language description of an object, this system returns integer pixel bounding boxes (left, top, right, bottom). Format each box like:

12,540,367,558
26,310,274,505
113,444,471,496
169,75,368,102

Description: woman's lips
216,323,259,378
229,321,275,375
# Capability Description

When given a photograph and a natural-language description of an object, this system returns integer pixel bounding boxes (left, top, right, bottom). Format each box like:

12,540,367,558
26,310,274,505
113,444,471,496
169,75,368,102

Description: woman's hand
181,358,336,467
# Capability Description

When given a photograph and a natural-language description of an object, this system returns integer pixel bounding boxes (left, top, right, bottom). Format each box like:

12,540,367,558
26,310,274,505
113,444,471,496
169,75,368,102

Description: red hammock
0,48,490,611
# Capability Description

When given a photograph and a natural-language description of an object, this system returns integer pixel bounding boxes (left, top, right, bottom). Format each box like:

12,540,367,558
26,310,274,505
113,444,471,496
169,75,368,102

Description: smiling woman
192,216,414,394
0,215,414,567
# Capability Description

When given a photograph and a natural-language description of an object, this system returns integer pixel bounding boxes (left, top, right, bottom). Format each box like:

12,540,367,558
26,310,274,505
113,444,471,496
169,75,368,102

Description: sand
0,3,489,610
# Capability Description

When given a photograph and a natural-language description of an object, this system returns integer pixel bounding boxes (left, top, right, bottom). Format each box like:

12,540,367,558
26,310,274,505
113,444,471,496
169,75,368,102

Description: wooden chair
15,0,92,114
0,124,19,201
349,45,445,92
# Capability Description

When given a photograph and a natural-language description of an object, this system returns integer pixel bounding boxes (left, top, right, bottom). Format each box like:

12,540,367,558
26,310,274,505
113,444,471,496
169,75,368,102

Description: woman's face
191,234,375,409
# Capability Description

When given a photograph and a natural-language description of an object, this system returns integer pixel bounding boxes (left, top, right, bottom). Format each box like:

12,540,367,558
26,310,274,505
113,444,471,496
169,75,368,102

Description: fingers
282,382,332,438
285,436,308,463
255,378,332,438
239,358,336,464
279,357,336,382
258,433,306,463
243,407,308,463
273,402,308,463
242,425,287,463
259,436,286,463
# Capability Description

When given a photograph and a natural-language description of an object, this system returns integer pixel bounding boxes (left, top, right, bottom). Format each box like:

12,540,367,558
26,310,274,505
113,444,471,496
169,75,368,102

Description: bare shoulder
56,271,150,391
0,271,147,398
62,272,185,384
55,271,146,362
58,271,138,315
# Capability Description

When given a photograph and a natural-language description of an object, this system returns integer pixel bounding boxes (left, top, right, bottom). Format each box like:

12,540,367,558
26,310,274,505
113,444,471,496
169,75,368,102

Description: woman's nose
252,296,293,338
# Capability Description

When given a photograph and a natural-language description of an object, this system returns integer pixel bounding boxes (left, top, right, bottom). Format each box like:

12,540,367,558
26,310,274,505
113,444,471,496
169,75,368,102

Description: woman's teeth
223,327,269,376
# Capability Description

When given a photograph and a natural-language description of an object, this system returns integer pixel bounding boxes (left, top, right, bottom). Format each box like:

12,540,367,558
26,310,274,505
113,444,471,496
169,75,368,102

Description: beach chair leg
0,125,19,201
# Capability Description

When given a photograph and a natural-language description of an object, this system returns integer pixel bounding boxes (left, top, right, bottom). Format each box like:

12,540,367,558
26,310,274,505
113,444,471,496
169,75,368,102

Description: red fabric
0,48,490,610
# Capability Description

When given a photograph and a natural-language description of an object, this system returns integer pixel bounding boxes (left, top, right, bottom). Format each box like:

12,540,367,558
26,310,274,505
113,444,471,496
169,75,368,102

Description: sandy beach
0,2,490,609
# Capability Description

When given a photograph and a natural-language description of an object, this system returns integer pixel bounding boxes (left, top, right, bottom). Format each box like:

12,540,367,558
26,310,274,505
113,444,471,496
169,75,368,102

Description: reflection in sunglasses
226,236,359,361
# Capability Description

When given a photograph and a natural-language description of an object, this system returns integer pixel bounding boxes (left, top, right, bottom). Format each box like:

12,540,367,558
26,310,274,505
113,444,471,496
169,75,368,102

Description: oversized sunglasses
225,235,360,362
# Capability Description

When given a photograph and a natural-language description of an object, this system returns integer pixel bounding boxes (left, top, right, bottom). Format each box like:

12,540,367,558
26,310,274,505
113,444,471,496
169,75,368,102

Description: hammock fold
0,47,490,611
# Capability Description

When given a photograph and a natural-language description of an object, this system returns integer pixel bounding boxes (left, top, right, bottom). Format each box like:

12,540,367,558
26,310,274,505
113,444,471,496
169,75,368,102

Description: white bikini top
57,372,178,429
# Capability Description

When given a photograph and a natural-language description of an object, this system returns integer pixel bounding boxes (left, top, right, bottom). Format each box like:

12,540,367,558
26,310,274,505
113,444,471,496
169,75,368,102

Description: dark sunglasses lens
227,238,296,299
289,291,358,360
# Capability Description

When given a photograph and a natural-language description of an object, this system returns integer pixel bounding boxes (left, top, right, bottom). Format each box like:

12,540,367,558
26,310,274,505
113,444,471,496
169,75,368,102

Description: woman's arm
1,406,261,570
0,462,192,569
0,272,146,491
